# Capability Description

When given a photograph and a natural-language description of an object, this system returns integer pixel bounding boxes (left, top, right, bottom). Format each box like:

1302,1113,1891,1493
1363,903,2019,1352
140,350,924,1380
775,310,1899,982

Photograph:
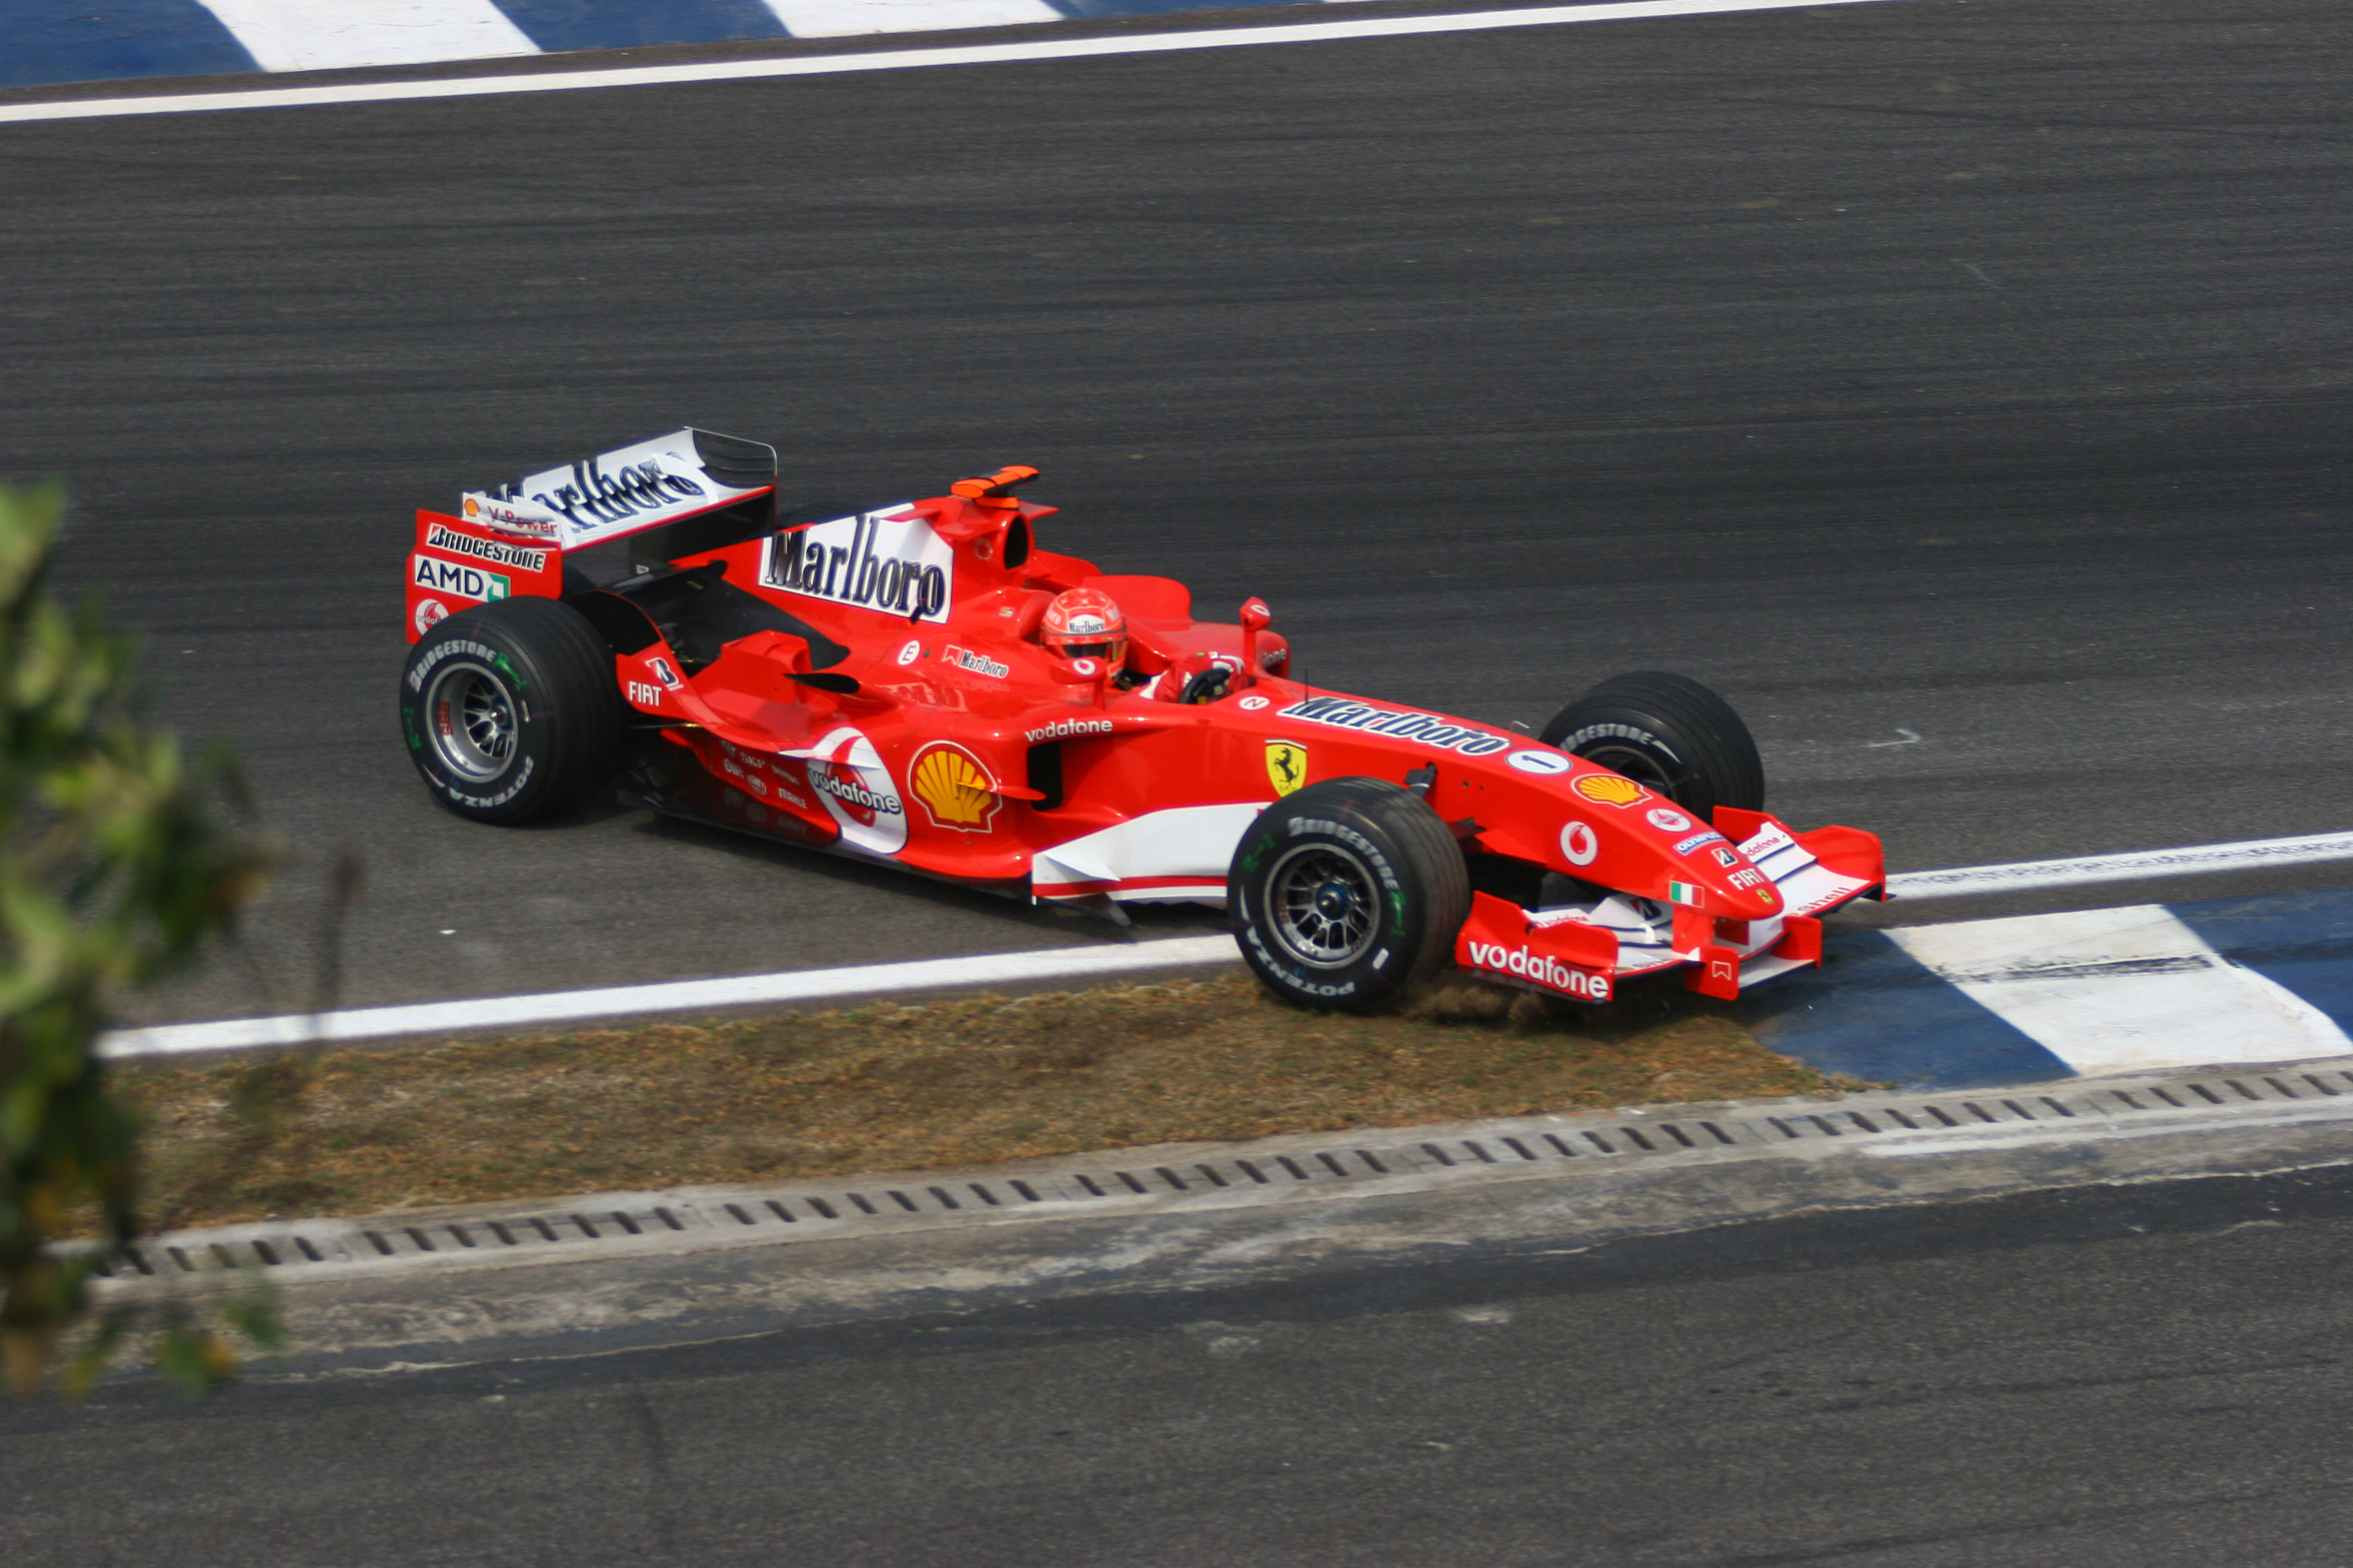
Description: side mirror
1238,597,1271,686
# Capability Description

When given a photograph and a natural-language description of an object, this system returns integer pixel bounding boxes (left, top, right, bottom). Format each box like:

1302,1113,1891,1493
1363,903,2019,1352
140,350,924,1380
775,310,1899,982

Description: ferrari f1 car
398,429,1886,1012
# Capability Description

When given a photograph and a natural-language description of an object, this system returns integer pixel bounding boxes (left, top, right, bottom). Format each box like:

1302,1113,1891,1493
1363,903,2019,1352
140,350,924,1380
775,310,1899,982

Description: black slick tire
1228,777,1472,1014
398,597,627,825
1540,671,1764,817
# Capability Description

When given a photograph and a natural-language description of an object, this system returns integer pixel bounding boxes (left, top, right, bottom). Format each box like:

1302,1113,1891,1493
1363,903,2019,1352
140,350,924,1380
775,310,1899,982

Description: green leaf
0,479,272,1399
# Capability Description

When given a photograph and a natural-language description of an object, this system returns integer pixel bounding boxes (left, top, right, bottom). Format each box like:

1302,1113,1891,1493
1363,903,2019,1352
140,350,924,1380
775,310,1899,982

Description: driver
1039,587,1149,689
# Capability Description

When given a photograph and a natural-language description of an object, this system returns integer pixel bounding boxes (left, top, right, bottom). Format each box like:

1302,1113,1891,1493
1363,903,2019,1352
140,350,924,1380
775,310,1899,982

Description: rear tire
1228,777,1471,1014
399,597,627,825
1540,671,1763,817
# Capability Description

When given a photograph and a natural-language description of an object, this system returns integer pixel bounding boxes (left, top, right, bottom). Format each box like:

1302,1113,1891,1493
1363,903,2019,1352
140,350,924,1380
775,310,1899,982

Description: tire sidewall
1230,796,1431,1009
1553,707,1697,804
1542,672,1764,817
399,614,557,821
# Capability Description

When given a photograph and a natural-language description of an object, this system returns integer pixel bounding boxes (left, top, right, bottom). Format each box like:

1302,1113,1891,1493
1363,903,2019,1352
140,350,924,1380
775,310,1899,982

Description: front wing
1455,811,1884,1003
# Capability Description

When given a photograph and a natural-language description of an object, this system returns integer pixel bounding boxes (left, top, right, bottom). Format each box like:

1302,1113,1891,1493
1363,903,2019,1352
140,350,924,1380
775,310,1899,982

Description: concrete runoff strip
95,1055,2353,1373
0,0,1911,125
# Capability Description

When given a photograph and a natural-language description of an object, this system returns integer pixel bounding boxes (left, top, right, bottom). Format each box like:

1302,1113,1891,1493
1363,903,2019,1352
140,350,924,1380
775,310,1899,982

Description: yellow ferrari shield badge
1265,740,1309,797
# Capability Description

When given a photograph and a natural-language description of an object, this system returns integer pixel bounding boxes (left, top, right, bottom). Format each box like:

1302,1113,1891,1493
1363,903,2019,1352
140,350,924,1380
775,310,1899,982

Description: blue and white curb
1,0,1915,114
9,0,1291,89
1749,891,2353,1089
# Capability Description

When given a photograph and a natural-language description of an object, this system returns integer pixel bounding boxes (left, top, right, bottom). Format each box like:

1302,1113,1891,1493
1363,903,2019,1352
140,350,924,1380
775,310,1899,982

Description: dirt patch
118,973,1853,1229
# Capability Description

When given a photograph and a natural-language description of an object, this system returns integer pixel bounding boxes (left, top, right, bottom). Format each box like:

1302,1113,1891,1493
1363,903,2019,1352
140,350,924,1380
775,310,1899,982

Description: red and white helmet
1039,586,1127,666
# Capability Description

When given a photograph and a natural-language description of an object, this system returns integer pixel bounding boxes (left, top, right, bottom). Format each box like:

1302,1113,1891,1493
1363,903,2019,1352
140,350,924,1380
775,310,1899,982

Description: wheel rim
1265,843,1381,968
1574,742,1676,798
424,660,519,782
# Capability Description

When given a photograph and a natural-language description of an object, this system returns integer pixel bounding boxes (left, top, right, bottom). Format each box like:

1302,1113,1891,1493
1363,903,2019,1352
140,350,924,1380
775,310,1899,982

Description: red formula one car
398,429,1885,1012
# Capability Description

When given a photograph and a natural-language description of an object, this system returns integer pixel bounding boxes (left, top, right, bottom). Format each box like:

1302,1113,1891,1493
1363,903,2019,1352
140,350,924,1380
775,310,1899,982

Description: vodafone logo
1464,942,1611,1001
800,727,908,856
1070,657,1101,679
1560,820,1599,866
1025,717,1114,743
812,766,891,815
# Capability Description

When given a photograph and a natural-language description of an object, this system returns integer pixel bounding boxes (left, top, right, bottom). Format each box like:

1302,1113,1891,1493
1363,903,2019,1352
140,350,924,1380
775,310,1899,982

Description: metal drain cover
91,1059,2353,1292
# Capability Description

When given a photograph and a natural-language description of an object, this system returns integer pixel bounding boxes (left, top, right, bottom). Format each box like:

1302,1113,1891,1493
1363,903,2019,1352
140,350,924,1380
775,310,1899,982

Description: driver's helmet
1040,586,1127,667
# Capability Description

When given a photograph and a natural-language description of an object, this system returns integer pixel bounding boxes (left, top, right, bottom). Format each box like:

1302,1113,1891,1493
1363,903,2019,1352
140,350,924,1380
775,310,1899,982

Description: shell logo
1573,774,1645,807
910,742,1001,832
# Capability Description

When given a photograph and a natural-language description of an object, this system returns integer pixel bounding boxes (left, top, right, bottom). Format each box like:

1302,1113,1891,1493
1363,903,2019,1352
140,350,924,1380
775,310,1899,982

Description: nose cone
1667,866,1780,919
1644,808,1781,917
1723,872,1783,919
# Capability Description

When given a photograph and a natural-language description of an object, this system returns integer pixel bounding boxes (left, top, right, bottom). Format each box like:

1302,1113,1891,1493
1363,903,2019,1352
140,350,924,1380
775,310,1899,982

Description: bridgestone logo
425,525,550,573
1277,697,1511,756
1565,722,1680,763
1465,941,1612,1001
406,637,499,693
811,769,902,816
1290,820,1401,892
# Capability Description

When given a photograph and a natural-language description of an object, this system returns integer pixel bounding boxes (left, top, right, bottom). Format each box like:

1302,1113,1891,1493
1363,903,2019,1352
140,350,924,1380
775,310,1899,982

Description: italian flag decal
1669,880,1704,907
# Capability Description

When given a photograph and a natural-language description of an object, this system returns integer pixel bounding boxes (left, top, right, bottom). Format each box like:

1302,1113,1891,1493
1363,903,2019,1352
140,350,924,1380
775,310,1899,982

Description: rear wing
406,427,777,641
458,427,777,552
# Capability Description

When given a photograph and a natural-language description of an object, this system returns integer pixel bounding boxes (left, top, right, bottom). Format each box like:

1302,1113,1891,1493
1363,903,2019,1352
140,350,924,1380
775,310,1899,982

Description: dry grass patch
120,973,1851,1229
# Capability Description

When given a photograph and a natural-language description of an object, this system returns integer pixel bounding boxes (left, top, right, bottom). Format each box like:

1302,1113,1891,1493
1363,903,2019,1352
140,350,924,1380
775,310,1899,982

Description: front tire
1541,671,1764,818
1228,777,1471,1014
399,597,627,824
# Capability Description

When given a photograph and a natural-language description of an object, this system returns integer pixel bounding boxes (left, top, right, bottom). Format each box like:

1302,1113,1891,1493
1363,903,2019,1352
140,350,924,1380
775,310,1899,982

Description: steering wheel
1179,665,1234,706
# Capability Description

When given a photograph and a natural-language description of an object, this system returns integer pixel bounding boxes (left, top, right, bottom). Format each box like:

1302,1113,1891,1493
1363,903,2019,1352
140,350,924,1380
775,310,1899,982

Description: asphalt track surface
2,0,2347,1026
7,1166,2353,1565
3,8,2352,1559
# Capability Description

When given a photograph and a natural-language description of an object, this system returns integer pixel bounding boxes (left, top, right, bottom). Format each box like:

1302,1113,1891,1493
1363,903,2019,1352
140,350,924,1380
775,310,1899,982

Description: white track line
0,0,1911,126
99,935,1241,1060
1884,830,2353,899
99,827,2353,1061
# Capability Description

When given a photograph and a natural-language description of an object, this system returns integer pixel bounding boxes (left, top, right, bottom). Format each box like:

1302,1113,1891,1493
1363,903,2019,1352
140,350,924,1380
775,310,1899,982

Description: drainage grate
90,1062,2353,1286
